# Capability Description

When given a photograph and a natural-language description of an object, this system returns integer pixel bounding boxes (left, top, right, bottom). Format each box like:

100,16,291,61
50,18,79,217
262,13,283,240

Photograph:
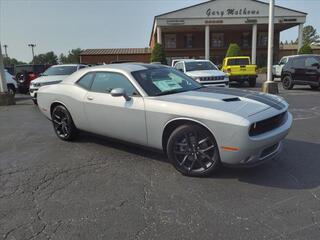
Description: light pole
28,43,36,63
262,0,279,94
3,44,8,58
0,43,15,105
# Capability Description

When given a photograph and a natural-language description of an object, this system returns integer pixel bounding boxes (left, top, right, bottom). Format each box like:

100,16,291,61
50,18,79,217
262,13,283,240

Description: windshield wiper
155,89,188,96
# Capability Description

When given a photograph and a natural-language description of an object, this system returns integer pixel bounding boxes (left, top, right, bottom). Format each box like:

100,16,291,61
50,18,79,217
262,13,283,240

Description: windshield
227,58,250,66
185,61,218,72
132,67,202,96
42,66,77,76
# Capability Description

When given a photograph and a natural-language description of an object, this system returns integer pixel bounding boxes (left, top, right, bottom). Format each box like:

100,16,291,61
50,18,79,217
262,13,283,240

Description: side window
305,57,319,68
91,72,137,96
175,62,183,71
279,58,287,65
292,57,305,68
79,65,87,69
77,72,95,90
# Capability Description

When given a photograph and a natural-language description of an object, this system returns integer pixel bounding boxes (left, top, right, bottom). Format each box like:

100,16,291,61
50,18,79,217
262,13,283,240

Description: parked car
281,54,320,90
174,60,229,87
222,56,257,87
15,64,50,94
30,64,87,104
4,69,17,95
37,63,292,177
272,55,295,80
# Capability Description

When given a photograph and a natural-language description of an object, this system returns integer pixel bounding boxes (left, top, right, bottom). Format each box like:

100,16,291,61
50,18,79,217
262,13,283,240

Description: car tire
248,78,256,87
51,105,77,141
282,75,294,90
7,84,16,96
310,85,319,90
167,124,220,177
32,99,38,105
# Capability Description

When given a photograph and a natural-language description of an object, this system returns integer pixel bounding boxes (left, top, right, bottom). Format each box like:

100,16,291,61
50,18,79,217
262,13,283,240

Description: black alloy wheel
282,75,294,90
52,105,77,141
167,124,220,177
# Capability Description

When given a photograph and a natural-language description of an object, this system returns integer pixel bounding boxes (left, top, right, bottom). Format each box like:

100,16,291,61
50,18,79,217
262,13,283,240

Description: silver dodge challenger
37,63,293,177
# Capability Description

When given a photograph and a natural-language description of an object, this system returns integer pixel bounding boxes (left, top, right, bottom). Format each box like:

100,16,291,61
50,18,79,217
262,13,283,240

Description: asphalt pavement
1,77,320,240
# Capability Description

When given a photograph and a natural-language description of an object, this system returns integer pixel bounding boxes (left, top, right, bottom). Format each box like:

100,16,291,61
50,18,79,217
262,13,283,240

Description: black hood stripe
195,87,285,110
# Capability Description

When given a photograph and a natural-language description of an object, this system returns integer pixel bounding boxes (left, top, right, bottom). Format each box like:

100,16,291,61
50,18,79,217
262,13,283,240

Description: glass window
77,72,95,90
279,58,287,65
91,72,137,96
175,62,184,71
305,57,319,67
184,34,193,48
211,33,224,48
258,32,268,47
185,61,218,72
164,34,177,49
292,57,305,68
227,58,250,66
42,66,78,76
132,67,201,96
242,32,251,48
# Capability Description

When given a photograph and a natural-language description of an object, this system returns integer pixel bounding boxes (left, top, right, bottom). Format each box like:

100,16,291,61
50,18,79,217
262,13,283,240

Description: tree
296,25,320,45
150,43,166,64
32,51,58,65
226,43,241,57
3,56,25,67
298,44,313,54
59,48,82,64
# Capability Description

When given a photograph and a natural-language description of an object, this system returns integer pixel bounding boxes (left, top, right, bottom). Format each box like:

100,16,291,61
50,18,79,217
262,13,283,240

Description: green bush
298,44,313,54
151,43,167,64
257,67,267,74
226,43,241,57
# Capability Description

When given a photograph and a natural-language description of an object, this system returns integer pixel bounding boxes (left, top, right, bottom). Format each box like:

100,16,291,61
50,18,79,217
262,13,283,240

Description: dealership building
80,0,307,66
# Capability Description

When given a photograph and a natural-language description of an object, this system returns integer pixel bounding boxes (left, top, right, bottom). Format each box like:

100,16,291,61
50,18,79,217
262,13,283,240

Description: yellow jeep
222,56,257,87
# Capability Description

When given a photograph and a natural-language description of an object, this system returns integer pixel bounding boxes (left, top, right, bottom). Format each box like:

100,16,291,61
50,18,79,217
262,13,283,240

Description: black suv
281,54,320,90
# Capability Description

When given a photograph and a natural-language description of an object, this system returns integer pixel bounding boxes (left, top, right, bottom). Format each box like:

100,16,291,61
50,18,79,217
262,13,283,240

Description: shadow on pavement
75,133,320,190
214,139,320,190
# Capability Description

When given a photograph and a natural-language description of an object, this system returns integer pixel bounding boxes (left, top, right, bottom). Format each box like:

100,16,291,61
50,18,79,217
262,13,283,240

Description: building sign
206,8,260,17
167,19,185,25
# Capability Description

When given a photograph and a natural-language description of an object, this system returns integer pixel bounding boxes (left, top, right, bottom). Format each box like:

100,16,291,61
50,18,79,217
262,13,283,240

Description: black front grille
200,76,225,81
249,111,287,136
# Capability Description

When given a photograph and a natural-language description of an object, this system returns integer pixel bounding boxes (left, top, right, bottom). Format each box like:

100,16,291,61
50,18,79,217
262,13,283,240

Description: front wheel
167,124,220,177
51,105,77,141
310,85,319,90
282,75,294,90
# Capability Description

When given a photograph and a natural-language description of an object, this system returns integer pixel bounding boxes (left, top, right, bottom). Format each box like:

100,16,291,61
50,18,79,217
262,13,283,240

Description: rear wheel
282,75,294,90
167,124,220,177
51,105,77,141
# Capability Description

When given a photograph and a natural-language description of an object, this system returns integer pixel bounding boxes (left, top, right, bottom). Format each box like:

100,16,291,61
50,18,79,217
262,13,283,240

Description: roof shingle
81,48,151,55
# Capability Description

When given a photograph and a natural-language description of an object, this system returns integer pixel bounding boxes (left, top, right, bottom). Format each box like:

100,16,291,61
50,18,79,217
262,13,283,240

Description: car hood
32,75,69,83
186,70,226,78
155,87,286,117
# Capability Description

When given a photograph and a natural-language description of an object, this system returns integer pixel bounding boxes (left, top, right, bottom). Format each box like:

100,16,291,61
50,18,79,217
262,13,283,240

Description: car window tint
279,58,287,65
292,57,305,68
305,57,319,67
91,72,137,96
77,73,95,90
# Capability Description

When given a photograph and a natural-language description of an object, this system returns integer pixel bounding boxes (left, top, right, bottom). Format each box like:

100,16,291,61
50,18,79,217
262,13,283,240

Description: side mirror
312,63,320,68
110,88,131,101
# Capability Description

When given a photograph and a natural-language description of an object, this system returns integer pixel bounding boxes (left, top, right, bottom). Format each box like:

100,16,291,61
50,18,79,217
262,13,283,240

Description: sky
0,0,319,63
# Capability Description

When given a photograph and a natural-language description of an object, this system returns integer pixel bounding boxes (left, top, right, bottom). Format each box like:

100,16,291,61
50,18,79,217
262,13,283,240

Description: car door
291,57,306,81
276,57,287,76
83,71,147,145
304,56,319,84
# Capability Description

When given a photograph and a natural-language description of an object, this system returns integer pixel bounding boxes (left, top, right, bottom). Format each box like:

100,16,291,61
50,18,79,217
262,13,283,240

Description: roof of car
287,54,320,58
86,63,167,72
51,64,86,67
179,59,210,62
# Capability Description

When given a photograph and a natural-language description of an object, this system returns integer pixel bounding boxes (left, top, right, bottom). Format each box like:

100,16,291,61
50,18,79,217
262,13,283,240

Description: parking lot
1,76,320,240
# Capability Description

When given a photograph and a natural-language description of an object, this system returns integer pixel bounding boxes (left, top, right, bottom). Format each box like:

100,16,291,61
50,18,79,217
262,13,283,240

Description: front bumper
199,80,229,87
219,112,293,167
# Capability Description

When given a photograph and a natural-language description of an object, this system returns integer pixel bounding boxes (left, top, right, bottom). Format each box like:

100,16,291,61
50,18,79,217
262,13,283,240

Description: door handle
87,96,94,101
